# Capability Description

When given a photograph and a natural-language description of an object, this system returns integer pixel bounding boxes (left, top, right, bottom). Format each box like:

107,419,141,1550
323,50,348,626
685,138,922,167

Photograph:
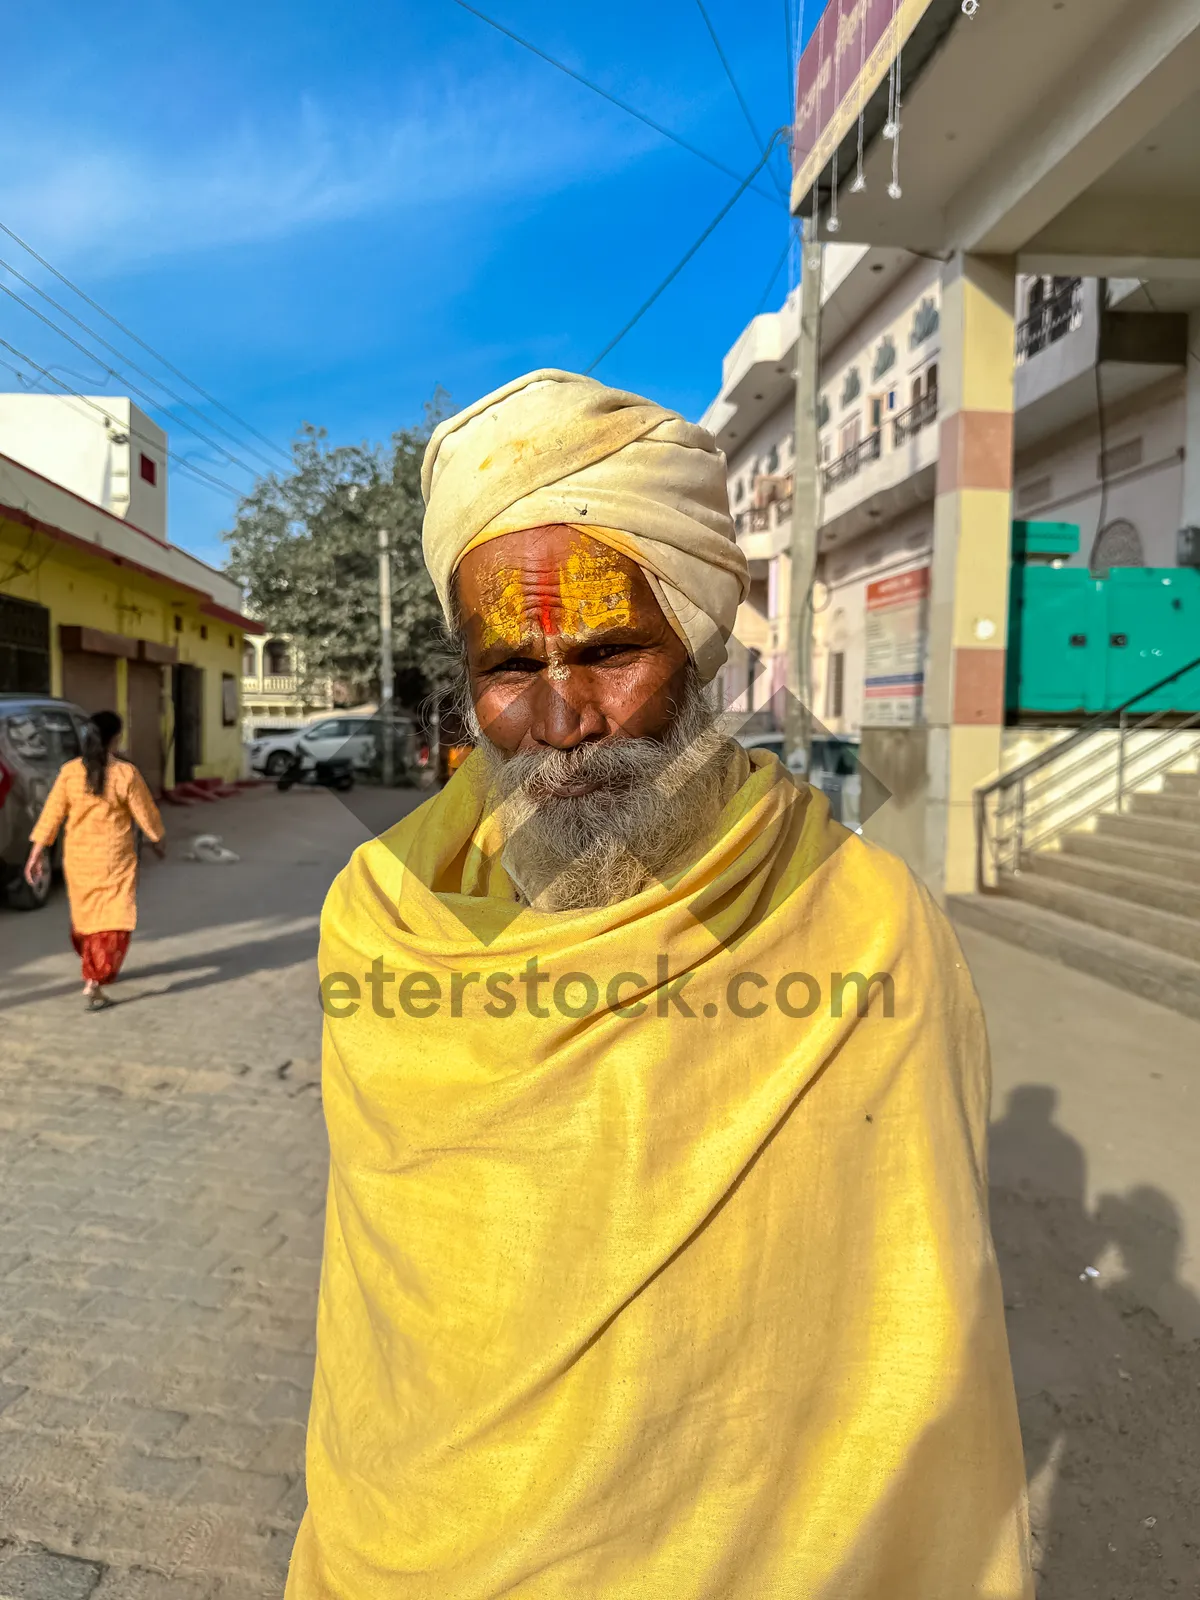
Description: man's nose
527,670,609,749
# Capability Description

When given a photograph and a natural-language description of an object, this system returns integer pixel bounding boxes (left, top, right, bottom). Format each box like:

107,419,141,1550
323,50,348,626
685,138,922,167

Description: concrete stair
950,761,1200,1019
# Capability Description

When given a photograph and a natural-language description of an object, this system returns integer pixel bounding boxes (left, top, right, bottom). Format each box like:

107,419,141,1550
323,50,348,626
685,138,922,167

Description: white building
0,394,168,542
704,251,1196,846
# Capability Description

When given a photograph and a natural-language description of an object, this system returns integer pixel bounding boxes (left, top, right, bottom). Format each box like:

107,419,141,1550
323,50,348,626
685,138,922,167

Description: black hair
81,710,123,796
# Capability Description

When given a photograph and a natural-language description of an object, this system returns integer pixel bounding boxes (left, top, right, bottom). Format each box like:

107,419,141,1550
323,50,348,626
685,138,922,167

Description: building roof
0,451,261,634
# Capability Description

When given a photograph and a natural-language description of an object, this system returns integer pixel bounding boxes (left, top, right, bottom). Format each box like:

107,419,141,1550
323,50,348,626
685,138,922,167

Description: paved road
0,784,422,1599
0,783,1197,1598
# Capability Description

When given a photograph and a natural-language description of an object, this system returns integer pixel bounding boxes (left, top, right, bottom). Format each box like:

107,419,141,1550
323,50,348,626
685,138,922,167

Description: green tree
223,397,452,710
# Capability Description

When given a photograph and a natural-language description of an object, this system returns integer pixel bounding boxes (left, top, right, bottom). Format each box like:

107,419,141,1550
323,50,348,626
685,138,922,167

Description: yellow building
0,444,258,792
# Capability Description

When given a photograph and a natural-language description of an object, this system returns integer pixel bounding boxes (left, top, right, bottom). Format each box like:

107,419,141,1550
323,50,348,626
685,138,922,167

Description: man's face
453,525,727,911
456,524,691,764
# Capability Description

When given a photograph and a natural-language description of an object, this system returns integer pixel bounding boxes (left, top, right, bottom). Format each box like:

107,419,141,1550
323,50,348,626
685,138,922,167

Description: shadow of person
989,1084,1087,1206
990,1090,1200,1597
988,1084,1100,1590
1094,1185,1200,1343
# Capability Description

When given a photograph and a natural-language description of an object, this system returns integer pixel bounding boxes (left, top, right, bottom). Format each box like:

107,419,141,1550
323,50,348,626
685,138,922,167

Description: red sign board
794,0,896,172
866,565,931,611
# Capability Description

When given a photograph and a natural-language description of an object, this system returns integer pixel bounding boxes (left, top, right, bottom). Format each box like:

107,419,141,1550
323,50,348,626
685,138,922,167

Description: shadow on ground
990,1085,1200,1596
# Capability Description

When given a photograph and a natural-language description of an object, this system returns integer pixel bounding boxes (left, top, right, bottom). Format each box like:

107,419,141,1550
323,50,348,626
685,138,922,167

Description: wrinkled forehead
454,525,661,644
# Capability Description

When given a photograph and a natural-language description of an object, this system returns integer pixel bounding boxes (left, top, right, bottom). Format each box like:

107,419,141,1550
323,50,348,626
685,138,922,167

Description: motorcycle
276,748,355,793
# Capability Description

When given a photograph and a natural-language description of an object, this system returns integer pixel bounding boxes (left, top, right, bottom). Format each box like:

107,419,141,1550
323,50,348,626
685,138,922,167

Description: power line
692,0,787,196
449,0,785,208
0,343,244,500
0,253,281,473
0,219,291,467
755,233,793,315
0,278,266,480
587,133,785,374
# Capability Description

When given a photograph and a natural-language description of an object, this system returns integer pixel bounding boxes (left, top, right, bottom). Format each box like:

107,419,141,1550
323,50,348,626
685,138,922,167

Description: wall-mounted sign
863,564,930,726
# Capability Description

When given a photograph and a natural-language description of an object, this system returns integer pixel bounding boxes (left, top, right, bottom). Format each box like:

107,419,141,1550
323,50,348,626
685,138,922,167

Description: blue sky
1,0,812,567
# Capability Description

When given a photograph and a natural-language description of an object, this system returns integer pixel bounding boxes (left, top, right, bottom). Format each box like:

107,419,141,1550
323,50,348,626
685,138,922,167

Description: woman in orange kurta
26,710,165,1010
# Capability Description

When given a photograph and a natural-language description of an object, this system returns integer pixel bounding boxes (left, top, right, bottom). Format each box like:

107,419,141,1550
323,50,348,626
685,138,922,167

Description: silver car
0,695,90,910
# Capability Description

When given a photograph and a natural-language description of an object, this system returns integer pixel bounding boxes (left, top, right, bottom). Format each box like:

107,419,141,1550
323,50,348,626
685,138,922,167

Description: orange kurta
31,758,164,934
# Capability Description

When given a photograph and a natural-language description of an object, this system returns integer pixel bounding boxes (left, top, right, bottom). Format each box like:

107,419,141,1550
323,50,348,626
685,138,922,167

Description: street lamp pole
378,525,395,787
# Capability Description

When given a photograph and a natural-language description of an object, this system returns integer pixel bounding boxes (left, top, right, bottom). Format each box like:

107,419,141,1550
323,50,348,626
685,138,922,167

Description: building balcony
819,405,940,549
823,431,881,493
891,390,938,447
1014,277,1187,449
243,674,299,695
735,498,793,562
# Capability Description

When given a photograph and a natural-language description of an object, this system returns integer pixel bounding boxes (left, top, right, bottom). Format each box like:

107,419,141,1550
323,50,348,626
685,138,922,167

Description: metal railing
823,430,881,492
974,654,1200,892
892,390,938,446
1015,277,1084,364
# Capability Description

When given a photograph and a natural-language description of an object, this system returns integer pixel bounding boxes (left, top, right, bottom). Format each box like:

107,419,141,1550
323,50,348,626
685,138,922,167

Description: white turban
420,369,749,682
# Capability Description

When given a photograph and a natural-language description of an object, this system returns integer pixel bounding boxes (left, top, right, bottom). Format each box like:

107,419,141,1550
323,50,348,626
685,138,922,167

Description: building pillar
1182,310,1200,531
924,253,1016,898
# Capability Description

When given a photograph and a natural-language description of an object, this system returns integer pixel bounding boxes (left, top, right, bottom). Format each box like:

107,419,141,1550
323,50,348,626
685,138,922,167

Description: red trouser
71,929,132,985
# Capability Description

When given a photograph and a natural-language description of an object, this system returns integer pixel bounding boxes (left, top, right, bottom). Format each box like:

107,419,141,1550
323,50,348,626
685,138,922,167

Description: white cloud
0,76,653,276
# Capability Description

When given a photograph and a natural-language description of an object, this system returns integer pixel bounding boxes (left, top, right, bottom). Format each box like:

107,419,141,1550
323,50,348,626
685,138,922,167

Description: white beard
467,670,731,912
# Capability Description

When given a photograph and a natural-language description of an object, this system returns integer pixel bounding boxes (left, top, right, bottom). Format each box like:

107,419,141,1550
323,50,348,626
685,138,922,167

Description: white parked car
247,714,390,778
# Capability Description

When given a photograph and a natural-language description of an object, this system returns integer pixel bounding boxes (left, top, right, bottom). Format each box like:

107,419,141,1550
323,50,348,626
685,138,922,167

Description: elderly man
288,371,1032,1599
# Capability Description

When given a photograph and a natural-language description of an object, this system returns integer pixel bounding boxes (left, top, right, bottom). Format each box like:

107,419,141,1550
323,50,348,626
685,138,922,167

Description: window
826,652,845,721
870,397,882,429
265,640,293,676
242,643,257,675
839,417,861,454
221,673,238,727
1017,476,1052,510
926,363,938,395
888,389,897,411
1098,438,1144,479
766,445,779,475
139,453,158,486
747,649,761,713
911,378,922,406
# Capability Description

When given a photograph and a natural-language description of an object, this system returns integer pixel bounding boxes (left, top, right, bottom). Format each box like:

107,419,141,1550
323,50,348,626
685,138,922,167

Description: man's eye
488,657,543,675
584,643,641,663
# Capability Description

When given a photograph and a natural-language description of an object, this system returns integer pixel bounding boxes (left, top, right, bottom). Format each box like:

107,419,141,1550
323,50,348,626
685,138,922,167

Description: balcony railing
823,431,881,492
892,390,938,446
243,674,299,694
1015,277,1083,364
735,498,793,537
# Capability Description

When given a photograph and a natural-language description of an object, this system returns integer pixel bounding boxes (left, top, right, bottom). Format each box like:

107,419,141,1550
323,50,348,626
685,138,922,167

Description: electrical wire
448,0,785,208
692,0,786,196
0,253,281,473
587,132,785,374
0,345,244,500
0,218,290,467
755,233,793,315
0,279,265,480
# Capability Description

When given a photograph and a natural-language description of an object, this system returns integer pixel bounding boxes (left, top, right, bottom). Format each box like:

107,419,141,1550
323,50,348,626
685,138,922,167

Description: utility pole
785,218,823,775
378,525,395,787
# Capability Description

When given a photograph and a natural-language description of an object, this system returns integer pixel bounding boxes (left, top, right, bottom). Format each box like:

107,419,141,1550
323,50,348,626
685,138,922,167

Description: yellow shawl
288,750,1031,1599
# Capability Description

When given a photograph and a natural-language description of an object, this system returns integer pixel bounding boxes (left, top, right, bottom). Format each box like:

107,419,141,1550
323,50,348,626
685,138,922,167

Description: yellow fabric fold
288,752,1032,1599
420,369,749,681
